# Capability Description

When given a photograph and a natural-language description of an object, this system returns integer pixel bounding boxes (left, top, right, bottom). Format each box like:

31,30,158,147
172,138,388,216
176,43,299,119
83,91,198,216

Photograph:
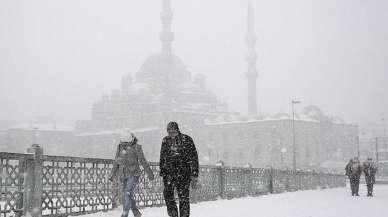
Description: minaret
160,0,174,56
246,1,258,116
159,0,175,115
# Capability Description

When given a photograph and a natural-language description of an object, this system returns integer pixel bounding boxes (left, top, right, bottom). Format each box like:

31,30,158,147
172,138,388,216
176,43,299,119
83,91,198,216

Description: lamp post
281,147,287,169
375,137,379,163
292,100,301,171
33,127,39,145
382,118,386,160
356,135,360,158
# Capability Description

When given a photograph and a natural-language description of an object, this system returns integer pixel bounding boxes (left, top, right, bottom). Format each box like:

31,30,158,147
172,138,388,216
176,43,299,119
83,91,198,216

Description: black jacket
363,161,377,184
345,160,362,178
159,133,199,179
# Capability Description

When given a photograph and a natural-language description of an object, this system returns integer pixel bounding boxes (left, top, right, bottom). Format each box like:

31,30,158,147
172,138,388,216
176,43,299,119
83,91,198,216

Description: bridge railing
0,144,345,217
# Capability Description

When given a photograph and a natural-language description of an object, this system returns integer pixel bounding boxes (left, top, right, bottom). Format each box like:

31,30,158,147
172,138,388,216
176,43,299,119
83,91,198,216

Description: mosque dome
273,112,291,119
135,53,191,84
301,105,324,121
332,116,346,124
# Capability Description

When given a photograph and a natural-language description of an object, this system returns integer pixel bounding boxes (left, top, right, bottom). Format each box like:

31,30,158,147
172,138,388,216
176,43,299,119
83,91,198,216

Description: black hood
167,121,180,133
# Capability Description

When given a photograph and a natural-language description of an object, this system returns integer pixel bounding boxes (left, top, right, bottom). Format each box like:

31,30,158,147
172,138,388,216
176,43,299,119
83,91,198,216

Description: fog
0,0,387,124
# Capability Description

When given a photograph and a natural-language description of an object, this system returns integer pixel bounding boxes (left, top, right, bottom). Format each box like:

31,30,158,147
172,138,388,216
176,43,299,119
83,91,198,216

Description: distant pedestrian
363,157,378,197
109,129,155,217
159,122,199,217
345,157,362,196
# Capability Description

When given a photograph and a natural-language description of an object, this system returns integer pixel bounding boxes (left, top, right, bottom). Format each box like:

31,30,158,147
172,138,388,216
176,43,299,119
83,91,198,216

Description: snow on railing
0,145,345,217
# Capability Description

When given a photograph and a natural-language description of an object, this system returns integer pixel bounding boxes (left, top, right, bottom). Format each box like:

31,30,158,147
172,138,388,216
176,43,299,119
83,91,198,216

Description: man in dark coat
159,122,199,217
363,157,378,197
345,157,362,196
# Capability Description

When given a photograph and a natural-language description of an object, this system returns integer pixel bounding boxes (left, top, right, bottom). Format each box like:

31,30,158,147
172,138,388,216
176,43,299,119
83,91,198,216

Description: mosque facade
73,0,358,169
2,0,358,171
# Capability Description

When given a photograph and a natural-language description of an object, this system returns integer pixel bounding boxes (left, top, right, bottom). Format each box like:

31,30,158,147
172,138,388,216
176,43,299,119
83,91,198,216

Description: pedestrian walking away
345,157,362,196
363,157,378,197
109,129,155,217
160,122,199,217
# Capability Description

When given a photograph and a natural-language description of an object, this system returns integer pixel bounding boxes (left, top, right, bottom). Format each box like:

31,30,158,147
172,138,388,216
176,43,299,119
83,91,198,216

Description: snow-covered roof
301,105,324,121
205,112,320,126
332,116,346,124
76,127,159,137
206,105,351,126
7,123,75,132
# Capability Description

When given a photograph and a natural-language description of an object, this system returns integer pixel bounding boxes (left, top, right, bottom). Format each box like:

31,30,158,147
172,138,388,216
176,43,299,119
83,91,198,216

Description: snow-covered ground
86,185,388,217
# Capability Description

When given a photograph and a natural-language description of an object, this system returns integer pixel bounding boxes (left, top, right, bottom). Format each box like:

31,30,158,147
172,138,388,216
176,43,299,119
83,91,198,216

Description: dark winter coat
111,138,154,179
345,161,352,177
159,128,199,180
345,160,362,178
363,161,377,185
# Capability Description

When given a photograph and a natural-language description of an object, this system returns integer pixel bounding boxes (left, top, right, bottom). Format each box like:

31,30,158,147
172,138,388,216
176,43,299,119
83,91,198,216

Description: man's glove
148,173,155,181
191,176,199,189
162,175,173,185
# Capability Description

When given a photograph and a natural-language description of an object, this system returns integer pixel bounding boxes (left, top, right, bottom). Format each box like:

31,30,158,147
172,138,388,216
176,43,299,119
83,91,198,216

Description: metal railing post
25,144,44,217
217,163,225,199
14,158,26,217
268,168,274,194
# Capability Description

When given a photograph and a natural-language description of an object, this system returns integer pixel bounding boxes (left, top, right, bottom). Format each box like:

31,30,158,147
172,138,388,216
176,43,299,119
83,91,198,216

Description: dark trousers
367,184,374,196
349,176,360,196
163,176,191,217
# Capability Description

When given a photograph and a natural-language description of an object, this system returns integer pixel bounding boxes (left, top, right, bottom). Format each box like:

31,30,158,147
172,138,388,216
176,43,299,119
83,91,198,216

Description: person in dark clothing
345,157,362,196
345,159,352,176
363,157,378,197
109,129,154,217
159,122,199,217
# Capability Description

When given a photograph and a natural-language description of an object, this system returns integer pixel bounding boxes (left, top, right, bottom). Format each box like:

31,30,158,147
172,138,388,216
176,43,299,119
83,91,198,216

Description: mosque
73,0,358,169
2,0,358,170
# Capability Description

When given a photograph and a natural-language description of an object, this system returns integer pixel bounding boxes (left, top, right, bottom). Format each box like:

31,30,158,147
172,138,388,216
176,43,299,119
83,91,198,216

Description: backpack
351,164,359,176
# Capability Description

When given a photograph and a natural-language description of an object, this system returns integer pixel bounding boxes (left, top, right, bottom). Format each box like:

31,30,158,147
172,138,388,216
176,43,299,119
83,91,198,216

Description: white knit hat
120,128,134,143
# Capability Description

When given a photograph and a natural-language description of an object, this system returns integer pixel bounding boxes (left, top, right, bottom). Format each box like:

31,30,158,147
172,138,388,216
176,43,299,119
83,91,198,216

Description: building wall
2,118,358,170
3,129,76,155
194,119,358,169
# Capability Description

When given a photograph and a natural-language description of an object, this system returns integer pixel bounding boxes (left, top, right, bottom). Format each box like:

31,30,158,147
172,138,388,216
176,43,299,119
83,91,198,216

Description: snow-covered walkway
87,185,388,217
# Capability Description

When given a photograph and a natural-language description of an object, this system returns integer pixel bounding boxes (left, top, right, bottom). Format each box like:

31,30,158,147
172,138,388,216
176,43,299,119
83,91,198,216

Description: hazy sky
0,0,387,125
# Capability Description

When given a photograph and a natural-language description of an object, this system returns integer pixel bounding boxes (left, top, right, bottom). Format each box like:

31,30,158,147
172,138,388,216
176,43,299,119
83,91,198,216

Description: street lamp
33,127,39,145
292,100,301,171
356,135,360,158
375,137,379,163
281,147,287,169
382,118,386,160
